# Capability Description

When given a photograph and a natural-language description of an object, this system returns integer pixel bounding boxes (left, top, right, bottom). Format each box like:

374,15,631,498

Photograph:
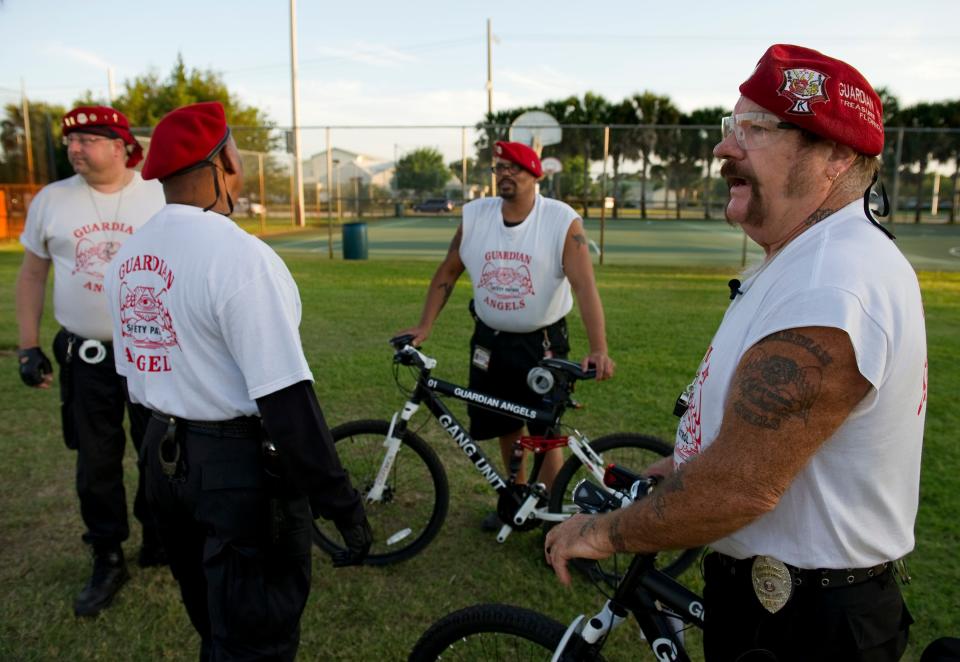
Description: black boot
74,547,129,617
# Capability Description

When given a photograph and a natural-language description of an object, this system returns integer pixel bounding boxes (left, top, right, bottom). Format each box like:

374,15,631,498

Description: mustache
720,162,755,184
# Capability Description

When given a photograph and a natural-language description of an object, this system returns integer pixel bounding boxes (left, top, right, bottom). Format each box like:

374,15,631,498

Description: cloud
44,42,114,72
499,66,586,100
307,42,419,68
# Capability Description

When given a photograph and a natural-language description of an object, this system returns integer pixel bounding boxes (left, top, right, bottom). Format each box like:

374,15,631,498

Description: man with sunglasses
15,106,166,617
401,140,614,529
546,45,924,661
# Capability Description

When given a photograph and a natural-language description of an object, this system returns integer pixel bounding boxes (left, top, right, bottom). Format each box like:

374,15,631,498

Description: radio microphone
728,279,743,300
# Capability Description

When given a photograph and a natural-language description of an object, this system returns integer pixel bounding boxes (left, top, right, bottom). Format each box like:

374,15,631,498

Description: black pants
142,416,313,661
52,329,159,551
702,552,912,662
467,314,570,440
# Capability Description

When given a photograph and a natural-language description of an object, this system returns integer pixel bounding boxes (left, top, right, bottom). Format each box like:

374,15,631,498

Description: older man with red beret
545,45,925,661
105,101,370,660
15,105,166,617
401,140,615,531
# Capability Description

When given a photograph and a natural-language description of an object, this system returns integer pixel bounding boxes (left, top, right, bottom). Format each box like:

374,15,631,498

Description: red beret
142,102,230,181
495,141,543,178
62,105,143,168
739,44,883,156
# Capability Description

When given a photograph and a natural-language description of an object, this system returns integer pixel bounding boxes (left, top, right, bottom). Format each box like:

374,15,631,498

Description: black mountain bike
313,334,700,579
409,466,706,661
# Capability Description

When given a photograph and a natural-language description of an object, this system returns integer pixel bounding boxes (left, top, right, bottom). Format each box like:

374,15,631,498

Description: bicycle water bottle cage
519,435,568,453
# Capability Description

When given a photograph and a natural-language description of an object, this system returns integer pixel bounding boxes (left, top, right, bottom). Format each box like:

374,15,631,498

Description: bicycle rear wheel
312,419,448,565
409,603,604,661
548,433,701,580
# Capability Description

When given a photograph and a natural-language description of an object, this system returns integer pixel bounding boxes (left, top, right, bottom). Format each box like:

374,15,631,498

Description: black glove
331,516,373,568
18,347,52,387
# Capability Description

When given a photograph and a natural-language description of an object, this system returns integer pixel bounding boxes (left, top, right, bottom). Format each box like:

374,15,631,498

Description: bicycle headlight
526,367,554,395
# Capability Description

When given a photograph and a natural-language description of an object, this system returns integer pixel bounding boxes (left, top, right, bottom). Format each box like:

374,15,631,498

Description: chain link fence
3,120,959,241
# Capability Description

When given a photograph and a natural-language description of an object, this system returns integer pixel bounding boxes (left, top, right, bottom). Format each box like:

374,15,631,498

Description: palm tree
631,92,680,219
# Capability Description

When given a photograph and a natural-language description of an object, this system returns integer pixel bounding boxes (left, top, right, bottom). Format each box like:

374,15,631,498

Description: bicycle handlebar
388,335,596,385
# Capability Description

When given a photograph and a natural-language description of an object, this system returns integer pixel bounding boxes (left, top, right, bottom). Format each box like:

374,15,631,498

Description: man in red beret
105,101,370,660
15,105,166,617
400,139,615,532
546,45,924,660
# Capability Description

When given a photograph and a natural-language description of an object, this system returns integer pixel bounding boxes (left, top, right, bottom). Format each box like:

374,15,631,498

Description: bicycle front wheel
312,419,449,565
548,433,701,580
409,603,604,661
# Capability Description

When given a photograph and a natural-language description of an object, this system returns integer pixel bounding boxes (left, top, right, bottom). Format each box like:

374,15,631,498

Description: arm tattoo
608,513,627,552
578,517,599,538
759,329,833,366
572,233,587,248
803,208,837,227
734,350,822,429
437,282,454,305
652,470,685,521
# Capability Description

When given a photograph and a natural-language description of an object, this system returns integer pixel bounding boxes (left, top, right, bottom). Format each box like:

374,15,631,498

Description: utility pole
21,79,34,185
486,18,495,197
289,0,306,227
326,127,333,258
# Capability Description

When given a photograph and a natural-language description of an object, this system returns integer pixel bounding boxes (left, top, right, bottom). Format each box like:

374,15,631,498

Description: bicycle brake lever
389,333,416,350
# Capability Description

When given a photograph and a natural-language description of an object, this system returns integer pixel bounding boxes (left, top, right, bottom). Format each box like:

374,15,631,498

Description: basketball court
263,216,960,271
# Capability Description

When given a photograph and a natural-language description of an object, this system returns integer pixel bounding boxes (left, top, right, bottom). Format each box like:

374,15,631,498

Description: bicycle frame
367,343,607,542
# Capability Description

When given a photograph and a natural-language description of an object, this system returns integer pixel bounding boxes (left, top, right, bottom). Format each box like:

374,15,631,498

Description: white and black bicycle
313,334,700,580
409,466,706,661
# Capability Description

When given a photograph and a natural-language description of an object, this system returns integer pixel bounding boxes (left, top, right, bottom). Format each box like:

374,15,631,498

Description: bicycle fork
367,400,419,502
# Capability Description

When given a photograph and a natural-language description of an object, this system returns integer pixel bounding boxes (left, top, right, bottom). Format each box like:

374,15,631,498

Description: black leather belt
713,552,891,588
151,411,262,437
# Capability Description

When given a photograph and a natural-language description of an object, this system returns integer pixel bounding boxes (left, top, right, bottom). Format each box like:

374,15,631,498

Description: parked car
413,198,455,213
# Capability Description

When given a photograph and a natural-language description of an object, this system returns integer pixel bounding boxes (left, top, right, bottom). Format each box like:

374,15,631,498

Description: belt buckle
78,339,107,364
751,555,793,614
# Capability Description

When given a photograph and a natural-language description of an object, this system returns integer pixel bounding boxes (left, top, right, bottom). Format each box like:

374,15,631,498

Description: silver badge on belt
751,555,793,614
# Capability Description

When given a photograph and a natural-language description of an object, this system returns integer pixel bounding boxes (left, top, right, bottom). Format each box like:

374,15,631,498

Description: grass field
0,251,957,661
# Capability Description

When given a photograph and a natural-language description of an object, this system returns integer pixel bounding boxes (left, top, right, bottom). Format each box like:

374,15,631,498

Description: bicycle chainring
496,484,543,532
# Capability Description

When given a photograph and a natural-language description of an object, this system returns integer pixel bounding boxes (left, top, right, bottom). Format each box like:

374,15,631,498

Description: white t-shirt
460,195,576,332
20,173,165,340
675,201,927,569
104,204,313,421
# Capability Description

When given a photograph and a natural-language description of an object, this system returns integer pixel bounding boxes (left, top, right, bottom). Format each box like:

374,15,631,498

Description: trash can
342,222,368,260
395,202,404,218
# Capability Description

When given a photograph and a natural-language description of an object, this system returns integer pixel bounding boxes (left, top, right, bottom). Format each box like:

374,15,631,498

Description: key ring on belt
78,339,107,364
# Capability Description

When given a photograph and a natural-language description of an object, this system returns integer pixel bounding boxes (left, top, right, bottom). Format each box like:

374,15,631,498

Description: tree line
3,58,959,222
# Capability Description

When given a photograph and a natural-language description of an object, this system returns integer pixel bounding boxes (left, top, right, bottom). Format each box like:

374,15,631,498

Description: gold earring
827,171,838,182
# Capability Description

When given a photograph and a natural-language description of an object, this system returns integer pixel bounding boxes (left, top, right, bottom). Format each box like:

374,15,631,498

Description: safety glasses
721,112,799,150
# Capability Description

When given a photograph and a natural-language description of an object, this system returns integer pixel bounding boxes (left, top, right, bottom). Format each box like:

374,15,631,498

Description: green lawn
0,253,956,661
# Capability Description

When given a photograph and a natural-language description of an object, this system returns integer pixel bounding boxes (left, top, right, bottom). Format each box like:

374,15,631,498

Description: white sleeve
217,260,314,400
746,287,888,389
19,188,50,258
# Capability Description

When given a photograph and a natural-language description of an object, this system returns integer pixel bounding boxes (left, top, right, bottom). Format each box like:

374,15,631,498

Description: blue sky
2,0,958,161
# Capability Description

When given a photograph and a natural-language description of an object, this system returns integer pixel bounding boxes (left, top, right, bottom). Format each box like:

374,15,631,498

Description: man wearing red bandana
15,105,166,617
546,45,924,661
400,139,615,531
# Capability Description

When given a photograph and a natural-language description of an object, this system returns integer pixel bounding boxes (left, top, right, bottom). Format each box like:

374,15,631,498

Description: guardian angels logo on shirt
116,254,179,372
675,345,712,466
778,67,829,115
71,222,136,290
477,250,535,312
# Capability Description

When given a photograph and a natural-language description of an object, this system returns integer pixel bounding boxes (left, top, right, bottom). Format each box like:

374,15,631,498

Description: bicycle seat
539,358,596,381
